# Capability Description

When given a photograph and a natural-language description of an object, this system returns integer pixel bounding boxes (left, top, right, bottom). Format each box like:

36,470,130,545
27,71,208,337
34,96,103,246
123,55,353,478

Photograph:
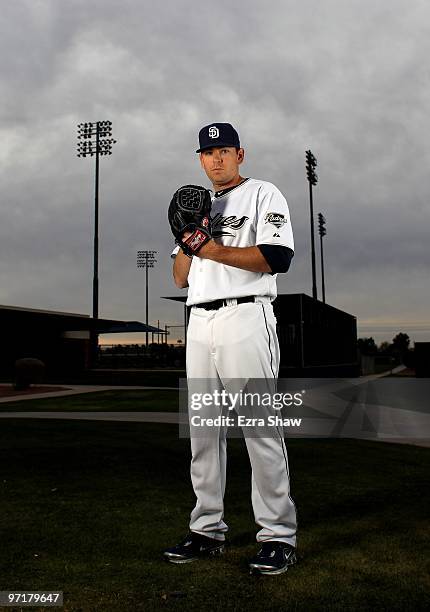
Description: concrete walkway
0,410,184,423
0,409,428,448
0,367,406,403
1,370,429,448
0,384,174,403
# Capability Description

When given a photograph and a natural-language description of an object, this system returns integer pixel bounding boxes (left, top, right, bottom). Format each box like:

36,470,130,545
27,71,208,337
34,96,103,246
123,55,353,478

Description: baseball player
164,123,297,575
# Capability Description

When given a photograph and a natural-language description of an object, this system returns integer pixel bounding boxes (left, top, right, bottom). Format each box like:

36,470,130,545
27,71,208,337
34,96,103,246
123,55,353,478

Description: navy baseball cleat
163,532,225,564
248,541,297,575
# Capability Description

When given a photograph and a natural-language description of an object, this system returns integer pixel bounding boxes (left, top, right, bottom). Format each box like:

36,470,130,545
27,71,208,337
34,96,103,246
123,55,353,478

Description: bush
14,358,45,390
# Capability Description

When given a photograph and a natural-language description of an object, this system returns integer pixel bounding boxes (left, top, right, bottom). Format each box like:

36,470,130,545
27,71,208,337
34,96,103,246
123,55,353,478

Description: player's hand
193,238,220,258
180,231,193,256
180,232,219,258
169,185,213,257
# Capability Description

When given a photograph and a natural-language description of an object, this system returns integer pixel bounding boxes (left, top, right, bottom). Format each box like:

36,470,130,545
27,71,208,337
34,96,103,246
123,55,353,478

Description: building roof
0,303,89,317
161,296,188,303
0,304,164,334
101,321,163,334
161,293,356,319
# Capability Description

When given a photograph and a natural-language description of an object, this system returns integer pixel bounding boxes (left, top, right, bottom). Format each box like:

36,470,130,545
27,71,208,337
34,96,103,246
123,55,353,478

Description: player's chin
210,171,230,184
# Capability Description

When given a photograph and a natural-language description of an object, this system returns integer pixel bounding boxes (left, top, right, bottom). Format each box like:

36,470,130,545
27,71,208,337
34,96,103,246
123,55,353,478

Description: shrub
14,358,45,390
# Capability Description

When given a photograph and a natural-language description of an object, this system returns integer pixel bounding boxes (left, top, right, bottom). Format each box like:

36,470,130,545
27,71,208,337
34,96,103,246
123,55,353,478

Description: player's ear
237,148,245,165
199,152,204,168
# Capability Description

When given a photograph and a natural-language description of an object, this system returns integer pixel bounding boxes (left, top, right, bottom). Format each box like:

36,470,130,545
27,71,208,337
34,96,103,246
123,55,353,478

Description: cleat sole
164,543,225,564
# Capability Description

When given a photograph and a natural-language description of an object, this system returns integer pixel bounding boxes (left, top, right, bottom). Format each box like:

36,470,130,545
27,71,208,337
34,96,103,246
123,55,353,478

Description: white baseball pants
186,299,297,546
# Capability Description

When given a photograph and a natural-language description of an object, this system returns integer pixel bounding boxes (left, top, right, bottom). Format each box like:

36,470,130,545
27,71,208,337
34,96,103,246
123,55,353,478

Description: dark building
414,342,430,377
0,304,162,377
273,294,358,376
163,293,359,376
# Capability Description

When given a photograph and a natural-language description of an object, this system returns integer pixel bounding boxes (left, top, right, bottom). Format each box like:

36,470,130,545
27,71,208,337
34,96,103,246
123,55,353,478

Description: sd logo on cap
196,123,240,153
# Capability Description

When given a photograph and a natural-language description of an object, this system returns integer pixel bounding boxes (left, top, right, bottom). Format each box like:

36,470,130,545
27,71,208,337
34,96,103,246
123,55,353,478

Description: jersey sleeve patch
256,186,294,250
264,212,288,228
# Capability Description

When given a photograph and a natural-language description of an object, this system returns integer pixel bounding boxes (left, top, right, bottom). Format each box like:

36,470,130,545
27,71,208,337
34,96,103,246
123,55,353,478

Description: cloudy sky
0,0,429,344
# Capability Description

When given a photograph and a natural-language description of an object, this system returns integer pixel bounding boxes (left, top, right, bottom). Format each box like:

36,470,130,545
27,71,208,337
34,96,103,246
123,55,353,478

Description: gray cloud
0,0,429,344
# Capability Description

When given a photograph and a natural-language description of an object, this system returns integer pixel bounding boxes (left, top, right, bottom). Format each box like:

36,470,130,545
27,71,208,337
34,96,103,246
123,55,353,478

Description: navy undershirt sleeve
257,245,294,274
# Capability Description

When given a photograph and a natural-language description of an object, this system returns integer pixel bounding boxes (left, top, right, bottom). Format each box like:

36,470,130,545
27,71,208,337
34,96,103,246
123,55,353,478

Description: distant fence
359,353,399,375
98,344,185,368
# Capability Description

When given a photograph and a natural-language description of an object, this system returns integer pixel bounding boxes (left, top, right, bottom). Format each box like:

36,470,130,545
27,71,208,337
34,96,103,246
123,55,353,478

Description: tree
392,333,410,353
379,341,391,354
357,337,377,355
391,333,411,364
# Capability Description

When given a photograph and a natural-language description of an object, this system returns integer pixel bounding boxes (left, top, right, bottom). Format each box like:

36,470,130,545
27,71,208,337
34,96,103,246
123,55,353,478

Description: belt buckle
225,298,237,307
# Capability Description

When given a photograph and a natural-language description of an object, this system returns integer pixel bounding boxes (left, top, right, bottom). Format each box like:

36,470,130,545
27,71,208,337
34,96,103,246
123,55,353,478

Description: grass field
0,390,179,413
0,416,429,611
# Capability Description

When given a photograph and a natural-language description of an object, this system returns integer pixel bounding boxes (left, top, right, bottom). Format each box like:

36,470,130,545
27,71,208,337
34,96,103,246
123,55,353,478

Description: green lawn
0,390,179,413
0,418,428,611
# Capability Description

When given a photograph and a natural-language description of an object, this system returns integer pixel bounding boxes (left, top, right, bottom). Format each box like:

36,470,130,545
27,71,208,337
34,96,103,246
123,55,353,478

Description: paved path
0,368,405,403
0,410,428,448
0,384,174,403
1,370,429,448
0,410,184,423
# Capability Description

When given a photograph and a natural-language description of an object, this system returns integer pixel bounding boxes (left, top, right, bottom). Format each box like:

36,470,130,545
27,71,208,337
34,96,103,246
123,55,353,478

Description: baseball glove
168,184,212,257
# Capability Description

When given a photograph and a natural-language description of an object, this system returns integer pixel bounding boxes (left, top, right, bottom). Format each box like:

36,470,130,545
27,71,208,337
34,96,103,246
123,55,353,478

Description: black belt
194,296,256,311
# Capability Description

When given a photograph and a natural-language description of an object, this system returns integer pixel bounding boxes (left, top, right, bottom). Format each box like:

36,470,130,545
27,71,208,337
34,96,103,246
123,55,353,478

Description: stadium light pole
305,150,318,300
137,250,157,347
77,121,116,365
318,212,327,304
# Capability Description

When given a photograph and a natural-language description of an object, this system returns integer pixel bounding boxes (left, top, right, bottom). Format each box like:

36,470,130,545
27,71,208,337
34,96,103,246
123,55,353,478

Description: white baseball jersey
171,178,294,305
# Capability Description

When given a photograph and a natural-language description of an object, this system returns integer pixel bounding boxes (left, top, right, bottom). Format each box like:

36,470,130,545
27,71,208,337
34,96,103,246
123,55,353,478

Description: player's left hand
192,237,219,258
168,185,213,257
181,232,218,258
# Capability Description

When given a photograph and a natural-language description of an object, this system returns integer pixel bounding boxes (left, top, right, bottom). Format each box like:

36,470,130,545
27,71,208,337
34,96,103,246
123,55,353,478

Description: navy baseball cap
196,122,240,153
